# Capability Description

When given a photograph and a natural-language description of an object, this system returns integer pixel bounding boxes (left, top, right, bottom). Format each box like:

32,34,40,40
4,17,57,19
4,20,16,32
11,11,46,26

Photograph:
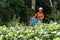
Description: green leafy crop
0,22,60,40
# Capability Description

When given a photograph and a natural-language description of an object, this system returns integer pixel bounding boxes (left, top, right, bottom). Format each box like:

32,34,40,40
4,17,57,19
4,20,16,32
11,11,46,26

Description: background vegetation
0,0,60,25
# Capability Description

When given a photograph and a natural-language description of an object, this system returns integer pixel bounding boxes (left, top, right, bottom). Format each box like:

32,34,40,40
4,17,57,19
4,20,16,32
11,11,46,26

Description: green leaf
53,37,60,40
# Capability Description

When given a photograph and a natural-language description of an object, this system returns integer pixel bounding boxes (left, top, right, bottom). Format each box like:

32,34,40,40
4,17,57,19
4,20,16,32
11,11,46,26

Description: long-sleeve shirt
34,12,44,20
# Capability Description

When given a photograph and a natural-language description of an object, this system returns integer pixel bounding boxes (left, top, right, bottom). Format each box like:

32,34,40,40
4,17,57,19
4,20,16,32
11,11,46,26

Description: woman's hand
40,18,43,20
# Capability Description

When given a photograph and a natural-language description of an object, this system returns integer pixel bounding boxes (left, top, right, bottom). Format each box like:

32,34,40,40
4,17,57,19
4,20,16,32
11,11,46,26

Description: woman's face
39,10,42,12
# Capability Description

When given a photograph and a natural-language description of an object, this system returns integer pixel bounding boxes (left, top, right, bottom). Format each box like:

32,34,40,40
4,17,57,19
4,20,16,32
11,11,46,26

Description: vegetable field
0,22,60,40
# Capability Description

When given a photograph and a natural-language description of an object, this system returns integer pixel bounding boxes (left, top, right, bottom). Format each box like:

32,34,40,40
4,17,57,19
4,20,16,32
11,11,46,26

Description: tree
51,0,57,21
0,0,28,25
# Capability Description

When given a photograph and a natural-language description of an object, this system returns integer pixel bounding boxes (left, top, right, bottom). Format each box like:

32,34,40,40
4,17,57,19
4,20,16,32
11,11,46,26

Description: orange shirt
34,12,44,19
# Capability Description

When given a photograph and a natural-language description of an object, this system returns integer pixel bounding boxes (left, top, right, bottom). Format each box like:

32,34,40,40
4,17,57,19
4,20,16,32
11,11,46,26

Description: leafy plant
0,22,60,40
7,15,20,27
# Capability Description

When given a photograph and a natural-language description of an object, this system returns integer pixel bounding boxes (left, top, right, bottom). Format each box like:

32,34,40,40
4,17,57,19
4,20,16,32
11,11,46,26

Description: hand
41,18,42,19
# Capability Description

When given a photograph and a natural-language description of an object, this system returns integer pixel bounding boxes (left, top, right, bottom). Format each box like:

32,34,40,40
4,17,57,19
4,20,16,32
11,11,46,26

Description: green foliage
0,0,35,25
0,0,27,24
0,0,60,26
53,37,60,40
0,22,60,40
56,11,60,24
7,15,20,27
51,11,60,24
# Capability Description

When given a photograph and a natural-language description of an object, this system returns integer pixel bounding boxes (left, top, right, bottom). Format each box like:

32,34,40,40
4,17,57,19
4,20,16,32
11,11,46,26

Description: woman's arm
34,13,38,18
40,13,44,20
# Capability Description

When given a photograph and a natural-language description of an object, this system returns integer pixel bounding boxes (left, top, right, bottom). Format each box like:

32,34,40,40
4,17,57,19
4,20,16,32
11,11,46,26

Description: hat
39,7,43,10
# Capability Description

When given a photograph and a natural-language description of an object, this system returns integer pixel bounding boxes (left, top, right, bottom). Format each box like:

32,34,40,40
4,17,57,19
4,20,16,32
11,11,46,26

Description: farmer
30,7,44,26
34,7,44,22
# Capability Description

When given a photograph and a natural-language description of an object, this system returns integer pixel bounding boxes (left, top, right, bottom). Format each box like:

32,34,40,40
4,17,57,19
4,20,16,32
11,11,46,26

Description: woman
30,7,44,26
34,7,44,22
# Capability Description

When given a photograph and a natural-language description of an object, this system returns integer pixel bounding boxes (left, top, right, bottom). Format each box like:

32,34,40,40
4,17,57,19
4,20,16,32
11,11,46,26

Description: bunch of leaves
0,22,60,40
